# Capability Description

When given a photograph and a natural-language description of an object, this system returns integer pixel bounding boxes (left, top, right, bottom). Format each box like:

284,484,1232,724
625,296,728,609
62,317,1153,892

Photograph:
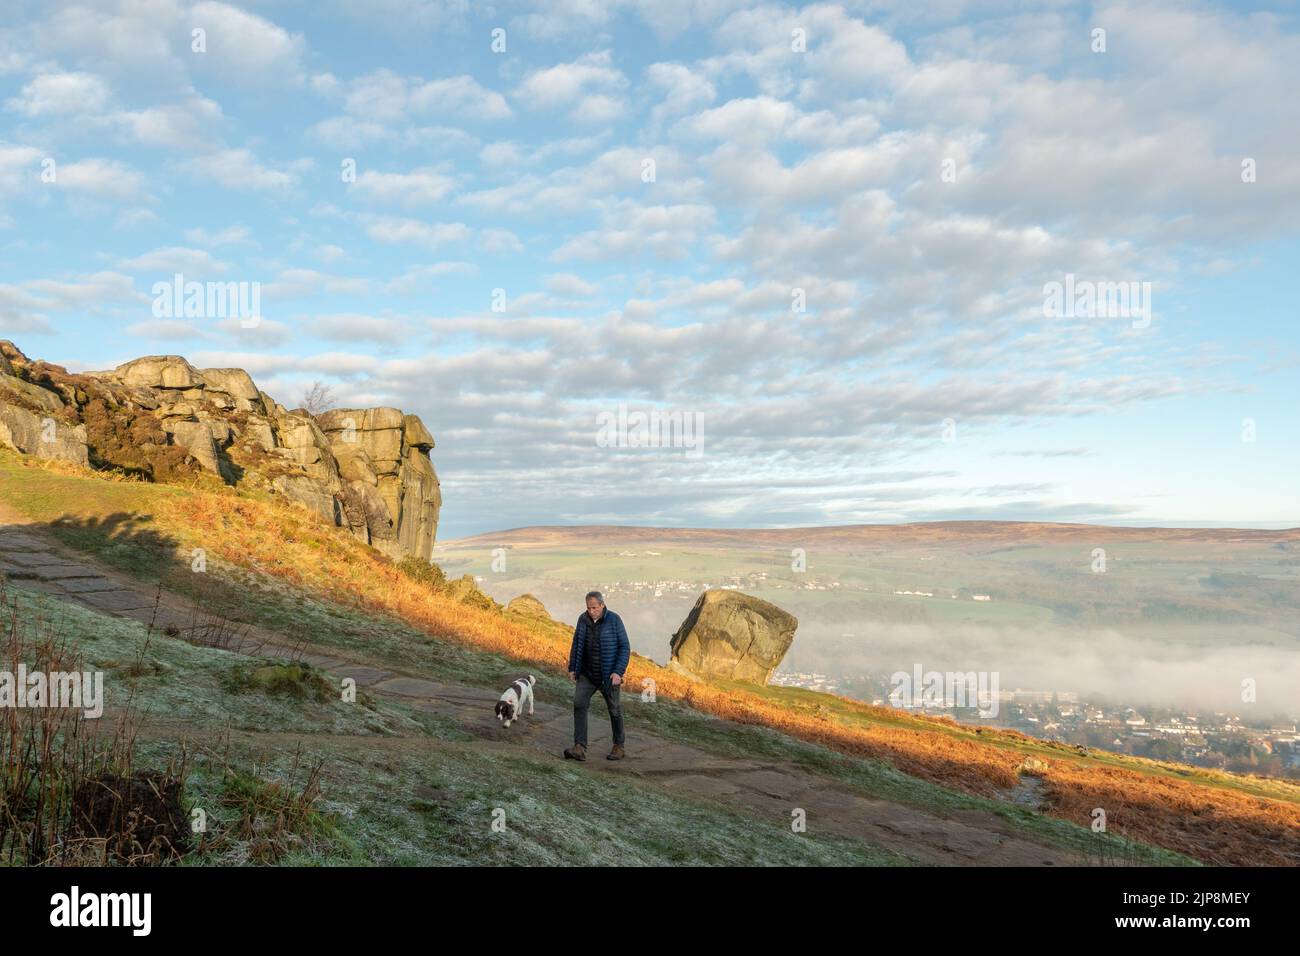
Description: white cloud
55,158,150,202
545,273,597,296
384,262,478,295
646,62,716,130
310,69,509,147
111,92,224,148
0,142,43,194
5,70,110,116
118,246,229,275
408,75,511,120
264,268,371,299
308,312,410,345
514,51,628,122
552,201,715,261
182,148,303,191
189,1,308,86
363,215,471,249
124,318,215,340
183,225,252,247
350,167,456,206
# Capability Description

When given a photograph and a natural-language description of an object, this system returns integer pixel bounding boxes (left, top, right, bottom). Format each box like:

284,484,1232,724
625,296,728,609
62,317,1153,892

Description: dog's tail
527,674,536,686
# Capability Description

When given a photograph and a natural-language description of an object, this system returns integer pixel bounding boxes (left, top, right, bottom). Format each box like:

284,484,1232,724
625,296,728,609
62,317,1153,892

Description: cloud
384,261,478,295
182,148,306,191
545,273,597,297
0,270,144,333
189,1,308,86
124,318,215,340
309,69,509,147
263,268,370,299
183,224,252,247
514,51,628,122
552,201,715,261
362,215,471,249
5,70,110,116
118,246,228,276
52,158,150,202
305,312,412,345
0,142,45,194
350,166,456,206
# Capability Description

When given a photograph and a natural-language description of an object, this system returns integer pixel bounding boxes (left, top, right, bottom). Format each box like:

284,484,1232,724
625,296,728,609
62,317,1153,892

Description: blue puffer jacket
568,609,631,683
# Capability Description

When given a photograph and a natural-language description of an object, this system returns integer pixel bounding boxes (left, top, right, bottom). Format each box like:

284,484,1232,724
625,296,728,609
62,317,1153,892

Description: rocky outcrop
0,345,91,467
668,589,798,685
0,342,442,562
317,407,441,563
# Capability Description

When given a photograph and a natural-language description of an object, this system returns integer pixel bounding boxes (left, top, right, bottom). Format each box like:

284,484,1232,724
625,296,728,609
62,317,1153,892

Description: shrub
396,556,446,590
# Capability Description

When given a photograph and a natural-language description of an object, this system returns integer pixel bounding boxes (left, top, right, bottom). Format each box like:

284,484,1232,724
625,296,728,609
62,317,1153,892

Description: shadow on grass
40,512,265,625
46,512,179,578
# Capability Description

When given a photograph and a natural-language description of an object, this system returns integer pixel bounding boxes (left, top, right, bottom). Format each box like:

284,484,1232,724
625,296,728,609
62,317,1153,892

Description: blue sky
1,0,1297,537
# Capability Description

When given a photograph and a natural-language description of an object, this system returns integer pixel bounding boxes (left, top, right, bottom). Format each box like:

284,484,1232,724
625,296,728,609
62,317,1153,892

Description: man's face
586,598,604,621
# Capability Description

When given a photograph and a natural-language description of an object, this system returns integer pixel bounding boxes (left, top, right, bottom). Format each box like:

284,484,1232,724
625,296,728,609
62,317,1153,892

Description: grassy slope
6,584,907,866
3,450,1289,864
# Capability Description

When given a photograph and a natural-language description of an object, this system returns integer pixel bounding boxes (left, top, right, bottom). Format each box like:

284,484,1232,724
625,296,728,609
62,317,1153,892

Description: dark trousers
573,673,624,747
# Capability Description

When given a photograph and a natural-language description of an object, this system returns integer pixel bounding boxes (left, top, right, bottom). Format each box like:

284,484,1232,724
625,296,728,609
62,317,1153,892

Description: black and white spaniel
494,675,536,727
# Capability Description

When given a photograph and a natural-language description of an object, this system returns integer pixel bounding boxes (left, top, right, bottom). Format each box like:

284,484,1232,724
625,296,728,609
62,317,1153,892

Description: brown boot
607,744,625,761
564,743,587,761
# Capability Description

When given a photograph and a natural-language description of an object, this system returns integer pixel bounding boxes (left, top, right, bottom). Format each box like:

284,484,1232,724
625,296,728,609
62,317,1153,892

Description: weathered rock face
0,344,91,467
668,589,798,685
316,407,441,562
0,341,442,562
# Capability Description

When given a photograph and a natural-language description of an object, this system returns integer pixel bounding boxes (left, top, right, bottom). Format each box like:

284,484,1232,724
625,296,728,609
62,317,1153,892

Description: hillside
2,448,1298,865
444,522,1300,548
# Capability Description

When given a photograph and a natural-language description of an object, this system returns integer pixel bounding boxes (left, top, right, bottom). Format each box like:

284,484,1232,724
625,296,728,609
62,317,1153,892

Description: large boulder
272,474,339,525
114,355,202,390
668,589,798,685
166,420,220,474
0,402,89,466
199,368,262,412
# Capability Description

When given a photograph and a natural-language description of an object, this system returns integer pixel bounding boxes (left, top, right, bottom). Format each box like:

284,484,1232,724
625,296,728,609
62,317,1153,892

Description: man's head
585,591,605,621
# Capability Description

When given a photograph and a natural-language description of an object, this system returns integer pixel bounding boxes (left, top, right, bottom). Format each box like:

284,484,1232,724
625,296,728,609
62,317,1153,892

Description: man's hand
610,673,622,686
568,671,576,682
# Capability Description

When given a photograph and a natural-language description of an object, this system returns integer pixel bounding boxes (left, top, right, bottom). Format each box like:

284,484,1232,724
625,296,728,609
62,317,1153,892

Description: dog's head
495,700,515,722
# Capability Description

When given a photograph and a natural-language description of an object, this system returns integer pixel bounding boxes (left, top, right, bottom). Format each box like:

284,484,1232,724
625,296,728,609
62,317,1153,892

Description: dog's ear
494,701,506,719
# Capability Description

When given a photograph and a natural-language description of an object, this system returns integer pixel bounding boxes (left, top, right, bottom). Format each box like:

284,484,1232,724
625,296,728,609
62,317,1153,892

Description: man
564,590,630,762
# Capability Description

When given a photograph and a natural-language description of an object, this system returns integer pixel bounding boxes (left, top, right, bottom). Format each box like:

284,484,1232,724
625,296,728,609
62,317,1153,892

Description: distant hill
442,521,1300,549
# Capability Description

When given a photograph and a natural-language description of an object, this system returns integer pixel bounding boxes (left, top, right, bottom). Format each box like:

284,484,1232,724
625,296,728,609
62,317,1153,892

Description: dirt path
0,513,1085,866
